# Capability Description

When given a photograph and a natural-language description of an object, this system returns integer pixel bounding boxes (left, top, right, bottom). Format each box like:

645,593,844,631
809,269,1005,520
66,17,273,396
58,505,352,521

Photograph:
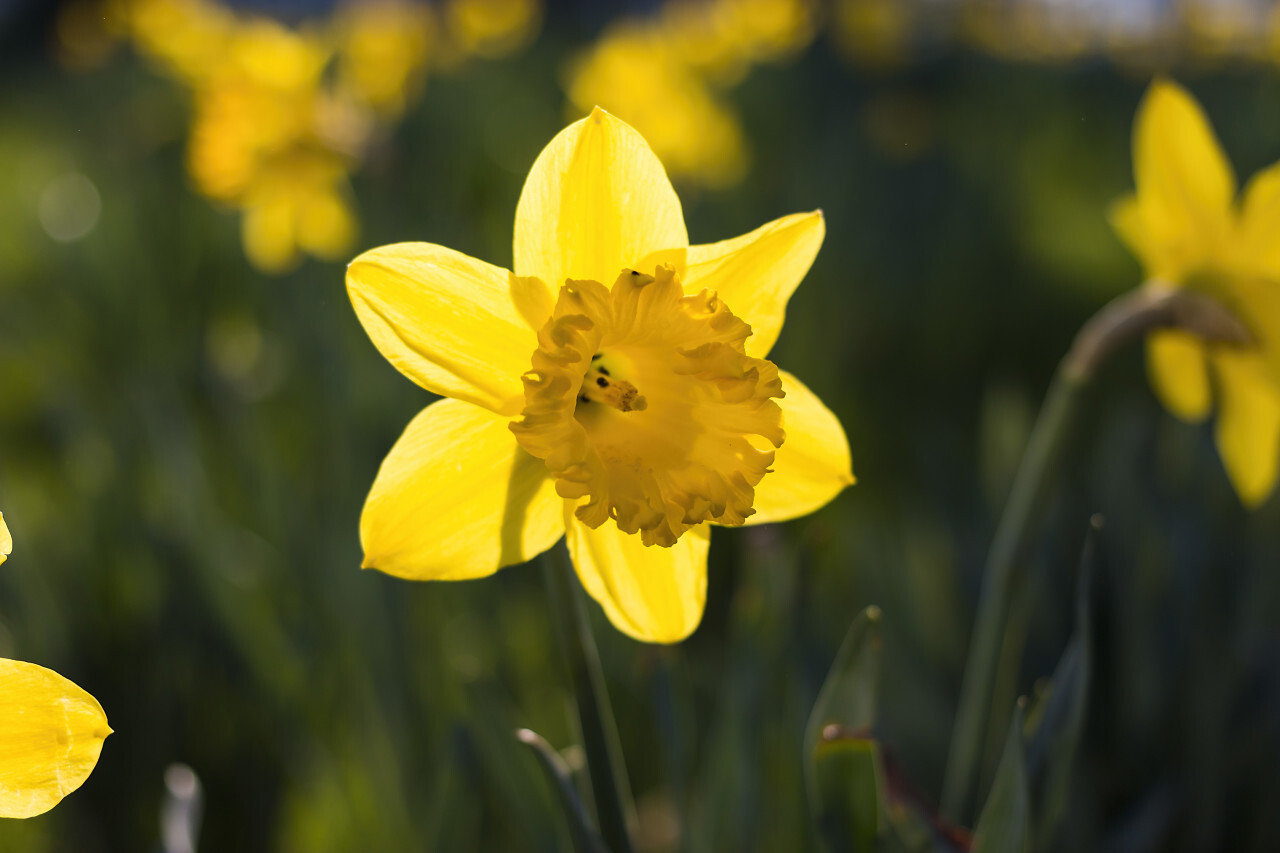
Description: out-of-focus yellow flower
0,517,111,819
566,0,815,188
347,109,853,642
334,0,434,116
111,0,539,273
566,25,747,188
662,0,815,82
113,0,236,82
241,154,357,274
444,0,541,61
1111,79,1280,506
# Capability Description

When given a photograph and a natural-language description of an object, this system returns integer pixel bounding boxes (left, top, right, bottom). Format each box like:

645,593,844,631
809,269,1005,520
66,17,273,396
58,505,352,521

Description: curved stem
939,286,1250,824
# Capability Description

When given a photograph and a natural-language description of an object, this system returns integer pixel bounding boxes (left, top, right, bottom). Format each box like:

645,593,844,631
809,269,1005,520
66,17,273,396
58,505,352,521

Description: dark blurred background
2,0,1280,849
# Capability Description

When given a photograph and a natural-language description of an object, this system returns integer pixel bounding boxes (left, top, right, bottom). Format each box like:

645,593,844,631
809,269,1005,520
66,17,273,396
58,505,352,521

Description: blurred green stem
940,286,1252,824
542,540,636,853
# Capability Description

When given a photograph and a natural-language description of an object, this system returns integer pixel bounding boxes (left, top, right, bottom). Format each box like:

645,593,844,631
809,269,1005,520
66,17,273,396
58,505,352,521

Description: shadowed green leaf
973,703,1029,853
805,606,885,852
1026,516,1097,850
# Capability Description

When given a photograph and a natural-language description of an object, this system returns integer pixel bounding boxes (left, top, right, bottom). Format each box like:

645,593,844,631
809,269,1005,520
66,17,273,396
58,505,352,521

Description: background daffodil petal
1212,351,1280,508
745,370,854,525
0,658,110,819
565,510,709,644
684,211,825,358
1109,195,1167,280
1238,160,1280,279
360,399,565,580
1133,80,1235,272
1224,275,1280,387
1147,331,1212,422
0,512,9,566
513,106,688,291
348,243,536,416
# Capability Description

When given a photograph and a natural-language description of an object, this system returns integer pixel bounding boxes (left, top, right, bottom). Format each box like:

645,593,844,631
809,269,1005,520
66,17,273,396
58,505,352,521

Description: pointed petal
565,512,710,643
348,243,537,415
1146,331,1212,422
513,107,688,291
1212,351,1280,508
0,512,9,566
361,399,565,580
685,211,825,357
0,659,110,819
1131,80,1235,279
745,370,854,525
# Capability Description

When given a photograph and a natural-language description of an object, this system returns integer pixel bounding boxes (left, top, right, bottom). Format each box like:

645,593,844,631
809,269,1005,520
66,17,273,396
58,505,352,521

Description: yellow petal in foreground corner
348,106,854,642
0,659,111,819
0,512,10,566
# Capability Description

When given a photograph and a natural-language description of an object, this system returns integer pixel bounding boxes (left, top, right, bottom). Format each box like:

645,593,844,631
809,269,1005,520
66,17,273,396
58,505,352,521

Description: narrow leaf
1026,516,1097,850
804,606,886,852
973,703,1030,853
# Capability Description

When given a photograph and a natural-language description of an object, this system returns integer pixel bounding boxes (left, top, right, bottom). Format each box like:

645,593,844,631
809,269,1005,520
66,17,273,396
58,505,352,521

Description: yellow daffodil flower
348,108,853,642
0,516,111,818
1112,79,1280,507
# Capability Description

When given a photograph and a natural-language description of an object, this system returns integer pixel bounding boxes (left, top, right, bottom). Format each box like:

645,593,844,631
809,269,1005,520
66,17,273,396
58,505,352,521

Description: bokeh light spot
38,172,102,242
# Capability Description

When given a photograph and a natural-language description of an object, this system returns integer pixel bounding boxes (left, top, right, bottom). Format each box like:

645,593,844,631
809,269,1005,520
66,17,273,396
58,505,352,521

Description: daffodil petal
1108,195,1161,277
0,659,110,819
1146,330,1212,422
1131,79,1235,278
1211,351,1280,507
0,512,10,566
1223,275,1280,388
684,211,825,357
565,510,709,643
1237,160,1280,279
361,399,565,580
348,243,536,415
513,106,688,290
745,370,854,525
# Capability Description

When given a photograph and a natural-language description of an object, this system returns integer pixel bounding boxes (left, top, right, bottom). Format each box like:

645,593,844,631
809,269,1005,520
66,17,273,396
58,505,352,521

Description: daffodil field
4,0,1280,850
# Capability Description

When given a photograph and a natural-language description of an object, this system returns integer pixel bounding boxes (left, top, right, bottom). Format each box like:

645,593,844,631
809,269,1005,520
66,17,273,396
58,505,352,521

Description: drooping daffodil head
1111,79,1280,507
347,106,853,642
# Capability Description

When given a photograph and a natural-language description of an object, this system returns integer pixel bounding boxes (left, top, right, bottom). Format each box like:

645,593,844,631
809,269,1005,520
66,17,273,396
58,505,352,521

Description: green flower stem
939,286,1252,824
542,540,635,853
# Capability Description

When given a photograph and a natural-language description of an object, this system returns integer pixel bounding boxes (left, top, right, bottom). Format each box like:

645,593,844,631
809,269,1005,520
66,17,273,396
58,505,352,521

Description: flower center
511,264,785,547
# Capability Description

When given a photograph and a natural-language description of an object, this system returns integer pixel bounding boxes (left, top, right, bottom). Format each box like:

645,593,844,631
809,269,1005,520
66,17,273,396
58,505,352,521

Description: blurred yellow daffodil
0,515,111,819
348,108,853,642
1112,79,1280,506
